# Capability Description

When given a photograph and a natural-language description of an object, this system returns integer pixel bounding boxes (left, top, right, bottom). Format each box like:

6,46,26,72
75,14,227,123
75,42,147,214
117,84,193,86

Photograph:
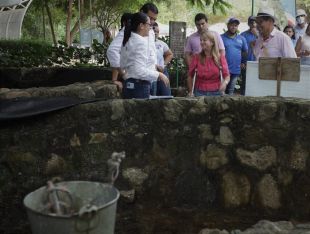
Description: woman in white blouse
120,12,169,99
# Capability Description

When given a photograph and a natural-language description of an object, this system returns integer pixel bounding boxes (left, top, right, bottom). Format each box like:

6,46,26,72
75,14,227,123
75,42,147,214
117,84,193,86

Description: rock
220,117,233,124
277,168,293,186
221,171,251,208
45,154,67,175
189,97,208,115
3,91,31,99
219,126,234,145
200,144,228,170
1,81,119,101
120,189,135,203
0,88,10,95
111,99,125,120
288,143,309,171
256,174,281,210
198,124,214,141
122,168,148,187
242,220,294,234
70,133,81,147
175,169,216,206
198,228,229,234
258,102,278,121
236,146,277,171
217,102,230,113
88,133,108,144
164,99,184,122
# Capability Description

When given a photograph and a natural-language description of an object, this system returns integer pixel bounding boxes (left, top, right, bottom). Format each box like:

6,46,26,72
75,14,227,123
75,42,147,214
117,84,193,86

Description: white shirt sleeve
161,41,170,53
107,28,124,68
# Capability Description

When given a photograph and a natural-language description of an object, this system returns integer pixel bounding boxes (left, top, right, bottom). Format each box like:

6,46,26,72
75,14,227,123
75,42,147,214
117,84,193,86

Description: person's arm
108,29,124,90
187,55,198,96
107,29,124,68
215,31,226,55
219,54,230,92
159,42,173,72
111,68,123,90
294,37,309,57
185,52,193,67
163,49,173,66
241,35,248,69
295,37,302,57
187,73,194,96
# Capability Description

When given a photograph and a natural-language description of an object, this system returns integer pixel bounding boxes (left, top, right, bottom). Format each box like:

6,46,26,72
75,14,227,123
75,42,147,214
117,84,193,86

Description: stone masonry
0,94,310,233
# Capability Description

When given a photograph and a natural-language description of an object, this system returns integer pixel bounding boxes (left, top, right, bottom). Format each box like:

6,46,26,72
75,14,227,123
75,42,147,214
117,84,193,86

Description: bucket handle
75,204,99,233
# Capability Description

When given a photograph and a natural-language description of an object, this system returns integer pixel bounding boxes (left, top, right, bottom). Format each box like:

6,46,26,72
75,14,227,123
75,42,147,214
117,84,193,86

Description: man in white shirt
295,9,308,41
107,13,131,90
253,7,297,59
152,22,173,96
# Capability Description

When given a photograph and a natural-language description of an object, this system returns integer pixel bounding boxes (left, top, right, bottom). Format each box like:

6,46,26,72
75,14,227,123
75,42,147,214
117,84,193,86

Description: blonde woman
187,30,230,96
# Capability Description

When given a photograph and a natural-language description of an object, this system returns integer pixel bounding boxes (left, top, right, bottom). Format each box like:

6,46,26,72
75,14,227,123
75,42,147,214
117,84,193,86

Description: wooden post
276,57,282,97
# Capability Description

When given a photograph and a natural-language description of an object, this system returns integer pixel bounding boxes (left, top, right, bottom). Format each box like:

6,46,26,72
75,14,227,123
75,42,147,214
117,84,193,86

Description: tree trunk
44,0,57,45
69,0,85,45
65,0,74,46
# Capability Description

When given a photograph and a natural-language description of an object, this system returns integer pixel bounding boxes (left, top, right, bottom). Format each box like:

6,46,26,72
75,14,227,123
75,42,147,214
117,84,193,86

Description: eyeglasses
145,23,152,28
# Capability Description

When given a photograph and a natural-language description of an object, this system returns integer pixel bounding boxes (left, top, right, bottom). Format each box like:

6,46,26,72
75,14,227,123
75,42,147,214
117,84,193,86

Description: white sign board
246,61,310,99
80,29,103,47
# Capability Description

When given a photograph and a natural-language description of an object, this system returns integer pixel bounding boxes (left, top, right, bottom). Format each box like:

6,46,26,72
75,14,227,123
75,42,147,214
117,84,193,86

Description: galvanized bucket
23,181,120,234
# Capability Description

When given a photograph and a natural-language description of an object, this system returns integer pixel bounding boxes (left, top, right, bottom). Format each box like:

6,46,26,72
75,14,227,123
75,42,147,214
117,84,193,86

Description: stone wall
0,80,119,100
0,96,310,233
0,67,112,88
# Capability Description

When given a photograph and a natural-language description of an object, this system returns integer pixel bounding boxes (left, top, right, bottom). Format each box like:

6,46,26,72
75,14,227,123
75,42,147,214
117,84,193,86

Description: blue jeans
150,68,171,96
123,78,151,99
151,80,171,96
194,89,222,97
225,74,239,95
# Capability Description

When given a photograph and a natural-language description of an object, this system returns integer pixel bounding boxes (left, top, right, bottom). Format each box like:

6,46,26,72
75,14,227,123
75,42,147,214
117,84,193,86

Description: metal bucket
23,181,120,234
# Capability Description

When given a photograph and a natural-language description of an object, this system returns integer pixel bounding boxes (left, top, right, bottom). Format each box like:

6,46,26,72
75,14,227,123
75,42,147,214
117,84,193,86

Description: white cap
256,7,275,20
296,9,307,18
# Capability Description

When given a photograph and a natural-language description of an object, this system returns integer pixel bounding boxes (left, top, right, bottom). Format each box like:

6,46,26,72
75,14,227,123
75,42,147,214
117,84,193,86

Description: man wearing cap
221,17,248,95
253,7,297,59
240,16,258,95
184,13,225,67
295,9,308,41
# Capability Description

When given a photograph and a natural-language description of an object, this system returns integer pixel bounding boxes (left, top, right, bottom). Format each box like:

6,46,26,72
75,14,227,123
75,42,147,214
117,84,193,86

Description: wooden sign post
258,57,300,97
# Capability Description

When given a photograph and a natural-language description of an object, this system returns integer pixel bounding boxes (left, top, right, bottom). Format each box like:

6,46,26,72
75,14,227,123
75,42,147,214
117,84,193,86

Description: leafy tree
186,0,231,14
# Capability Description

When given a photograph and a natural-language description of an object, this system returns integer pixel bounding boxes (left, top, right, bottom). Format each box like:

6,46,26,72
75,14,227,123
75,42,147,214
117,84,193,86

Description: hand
241,63,246,70
219,80,229,92
113,80,123,91
251,28,258,37
187,92,194,98
303,50,310,56
159,73,170,87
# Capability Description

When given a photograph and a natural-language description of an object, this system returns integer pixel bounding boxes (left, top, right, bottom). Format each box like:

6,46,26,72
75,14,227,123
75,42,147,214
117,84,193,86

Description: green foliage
186,0,231,14
0,39,53,67
0,40,110,68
